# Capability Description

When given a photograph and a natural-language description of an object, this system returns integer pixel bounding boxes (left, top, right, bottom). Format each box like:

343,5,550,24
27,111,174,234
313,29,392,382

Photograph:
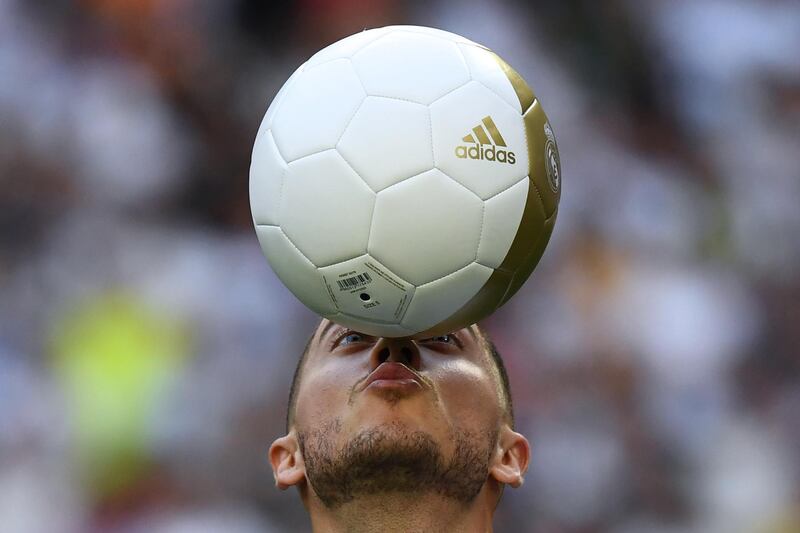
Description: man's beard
298,420,498,509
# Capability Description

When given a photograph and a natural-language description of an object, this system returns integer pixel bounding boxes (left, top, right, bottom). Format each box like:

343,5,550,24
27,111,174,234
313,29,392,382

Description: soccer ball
250,25,560,338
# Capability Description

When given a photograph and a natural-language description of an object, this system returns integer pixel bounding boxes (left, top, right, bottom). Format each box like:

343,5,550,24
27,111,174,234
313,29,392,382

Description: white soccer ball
250,25,561,338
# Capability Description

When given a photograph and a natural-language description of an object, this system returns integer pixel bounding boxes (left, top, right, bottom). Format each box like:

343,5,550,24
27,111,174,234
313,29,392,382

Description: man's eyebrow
318,320,338,345
465,326,478,343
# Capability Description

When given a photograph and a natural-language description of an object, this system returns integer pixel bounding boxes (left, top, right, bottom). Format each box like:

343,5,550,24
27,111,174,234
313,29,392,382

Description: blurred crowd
1,0,799,532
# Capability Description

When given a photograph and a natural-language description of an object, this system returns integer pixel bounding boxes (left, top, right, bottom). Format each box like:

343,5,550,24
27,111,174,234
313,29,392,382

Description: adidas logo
455,116,516,164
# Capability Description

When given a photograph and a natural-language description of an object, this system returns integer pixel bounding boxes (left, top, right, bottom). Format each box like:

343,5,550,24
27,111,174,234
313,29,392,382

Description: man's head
269,319,530,513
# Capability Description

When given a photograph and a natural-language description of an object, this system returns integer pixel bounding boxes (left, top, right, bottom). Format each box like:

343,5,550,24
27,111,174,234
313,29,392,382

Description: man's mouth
361,362,424,392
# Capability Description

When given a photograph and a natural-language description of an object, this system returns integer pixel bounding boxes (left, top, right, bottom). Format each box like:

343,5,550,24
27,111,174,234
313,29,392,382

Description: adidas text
454,144,516,164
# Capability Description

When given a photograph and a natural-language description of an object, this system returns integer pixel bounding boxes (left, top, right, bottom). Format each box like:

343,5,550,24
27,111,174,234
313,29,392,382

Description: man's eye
339,332,366,346
422,334,456,345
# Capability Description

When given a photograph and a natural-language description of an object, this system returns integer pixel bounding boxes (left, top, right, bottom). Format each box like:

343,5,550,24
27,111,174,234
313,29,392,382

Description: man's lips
361,362,424,391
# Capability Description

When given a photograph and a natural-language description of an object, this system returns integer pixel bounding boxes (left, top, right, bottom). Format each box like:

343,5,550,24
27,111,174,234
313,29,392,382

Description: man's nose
370,337,421,370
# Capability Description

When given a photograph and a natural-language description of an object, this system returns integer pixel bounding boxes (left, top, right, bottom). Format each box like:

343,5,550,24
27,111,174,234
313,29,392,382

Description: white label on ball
321,256,414,323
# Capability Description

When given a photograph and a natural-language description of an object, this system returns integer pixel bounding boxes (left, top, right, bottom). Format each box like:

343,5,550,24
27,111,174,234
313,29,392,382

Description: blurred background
1,0,799,531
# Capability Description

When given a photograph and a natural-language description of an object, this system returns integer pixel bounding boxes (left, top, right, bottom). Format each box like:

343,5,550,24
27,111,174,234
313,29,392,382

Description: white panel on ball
352,32,469,105
250,131,286,226
337,96,433,192
457,43,521,113
476,177,529,268
255,225,336,315
271,59,365,162
400,262,493,332
430,81,528,200
369,169,483,286
304,28,389,69
327,313,415,338
280,150,375,267
318,254,415,323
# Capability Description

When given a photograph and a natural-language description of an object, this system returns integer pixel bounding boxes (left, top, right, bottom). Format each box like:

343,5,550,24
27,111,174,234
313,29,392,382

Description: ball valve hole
359,293,371,302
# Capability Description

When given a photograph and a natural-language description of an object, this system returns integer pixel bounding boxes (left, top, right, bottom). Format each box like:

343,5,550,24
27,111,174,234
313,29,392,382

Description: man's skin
269,319,530,533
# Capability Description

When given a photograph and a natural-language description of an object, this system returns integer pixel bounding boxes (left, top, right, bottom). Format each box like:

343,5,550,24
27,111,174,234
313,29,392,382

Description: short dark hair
286,332,316,432
285,324,514,432
478,327,515,428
